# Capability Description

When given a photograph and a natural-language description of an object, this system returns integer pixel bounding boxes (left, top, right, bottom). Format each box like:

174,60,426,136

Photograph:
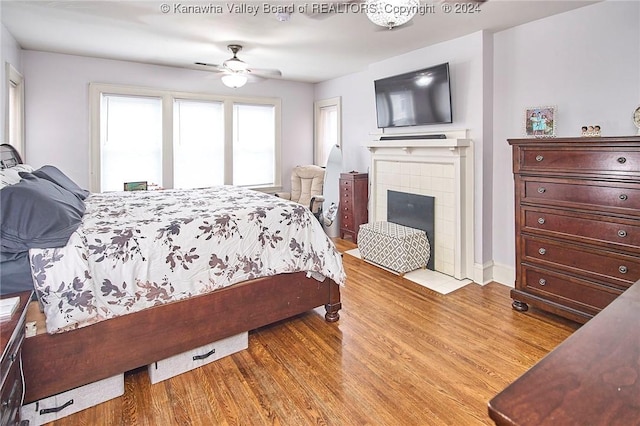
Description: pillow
22,165,90,200
0,164,34,189
0,175,85,253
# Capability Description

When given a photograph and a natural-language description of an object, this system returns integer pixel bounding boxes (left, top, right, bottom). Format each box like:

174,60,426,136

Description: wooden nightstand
1,291,32,426
339,172,368,243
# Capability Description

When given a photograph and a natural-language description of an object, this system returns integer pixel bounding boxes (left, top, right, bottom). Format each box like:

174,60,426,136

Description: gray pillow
22,165,90,200
0,175,85,253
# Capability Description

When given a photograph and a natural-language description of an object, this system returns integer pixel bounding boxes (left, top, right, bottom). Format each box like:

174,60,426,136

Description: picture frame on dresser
524,105,556,138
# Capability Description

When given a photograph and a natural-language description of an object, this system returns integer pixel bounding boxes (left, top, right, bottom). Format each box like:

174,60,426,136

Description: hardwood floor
44,238,579,425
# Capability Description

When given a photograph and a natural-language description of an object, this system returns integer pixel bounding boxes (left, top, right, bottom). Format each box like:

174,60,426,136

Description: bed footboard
22,272,341,403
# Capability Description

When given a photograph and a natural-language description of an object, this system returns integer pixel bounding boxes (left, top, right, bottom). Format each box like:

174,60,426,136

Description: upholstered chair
275,165,325,219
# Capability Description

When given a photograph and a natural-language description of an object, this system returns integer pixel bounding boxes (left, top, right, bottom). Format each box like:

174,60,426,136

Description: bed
0,144,345,403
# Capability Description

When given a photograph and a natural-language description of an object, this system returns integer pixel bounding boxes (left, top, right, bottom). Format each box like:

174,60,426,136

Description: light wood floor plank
43,238,579,425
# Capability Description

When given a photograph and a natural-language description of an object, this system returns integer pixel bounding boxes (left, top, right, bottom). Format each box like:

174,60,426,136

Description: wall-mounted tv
374,62,452,128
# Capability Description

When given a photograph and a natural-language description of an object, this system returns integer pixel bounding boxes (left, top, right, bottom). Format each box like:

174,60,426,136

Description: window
174,99,224,189
6,63,25,158
233,103,276,187
314,97,341,167
90,84,281,192
101,95,163,192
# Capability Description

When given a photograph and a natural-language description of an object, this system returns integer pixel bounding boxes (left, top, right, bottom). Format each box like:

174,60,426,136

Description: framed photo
124,181,147,191
524,106,556,138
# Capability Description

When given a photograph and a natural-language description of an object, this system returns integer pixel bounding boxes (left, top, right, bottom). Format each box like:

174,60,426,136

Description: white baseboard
473,261,515,287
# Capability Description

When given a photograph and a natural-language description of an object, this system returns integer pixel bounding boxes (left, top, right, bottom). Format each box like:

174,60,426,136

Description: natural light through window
174,99,225,189
233,103,275,187
90,83,281,192
101,94,162,192
7,64,25,157
314,97,341,167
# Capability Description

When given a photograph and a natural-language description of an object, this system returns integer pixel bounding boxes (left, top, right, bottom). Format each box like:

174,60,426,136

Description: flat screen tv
374,62,452,128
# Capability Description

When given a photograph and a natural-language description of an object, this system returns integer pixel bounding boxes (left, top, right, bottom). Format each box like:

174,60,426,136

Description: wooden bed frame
22,272,341,403
1,144,342,403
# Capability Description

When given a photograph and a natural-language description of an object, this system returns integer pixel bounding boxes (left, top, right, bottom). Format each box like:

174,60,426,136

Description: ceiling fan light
221,73,248,88
223,57,248,72
365,0,419,29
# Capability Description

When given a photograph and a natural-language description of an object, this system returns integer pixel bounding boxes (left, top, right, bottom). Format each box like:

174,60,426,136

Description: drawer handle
538,248,546,255
619,265,628,274
619,194,628,201
535,155,544,162
618,230,627,238
193,348,216,361
537,217,545,225
537,187,546,194
617,157,627,164
539,279,546,286
40,399,74,415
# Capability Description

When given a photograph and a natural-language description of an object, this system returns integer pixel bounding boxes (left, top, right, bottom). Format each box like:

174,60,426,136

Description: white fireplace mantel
365,132,474,280
366,138,470,153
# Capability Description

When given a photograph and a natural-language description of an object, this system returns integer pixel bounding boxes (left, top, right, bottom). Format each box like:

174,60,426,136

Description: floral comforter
30,186,346,334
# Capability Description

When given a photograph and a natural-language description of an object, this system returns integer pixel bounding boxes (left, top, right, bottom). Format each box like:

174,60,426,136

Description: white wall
1,23,23,143
492,0,640,284
21,50,315,189
315,31,493,273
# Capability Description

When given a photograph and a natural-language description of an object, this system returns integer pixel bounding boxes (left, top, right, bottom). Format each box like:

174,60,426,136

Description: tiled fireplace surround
366,131,474,280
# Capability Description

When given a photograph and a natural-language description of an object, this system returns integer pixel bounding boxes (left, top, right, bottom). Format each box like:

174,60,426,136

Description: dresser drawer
523,178,640,214
522,266,621,314
341,210,354,231
520,148,640,174
522,235,640,290
340,179,353,197
522,207,640,250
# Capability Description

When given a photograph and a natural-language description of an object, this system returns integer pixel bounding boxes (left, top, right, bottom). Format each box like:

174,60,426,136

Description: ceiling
1,0,598,83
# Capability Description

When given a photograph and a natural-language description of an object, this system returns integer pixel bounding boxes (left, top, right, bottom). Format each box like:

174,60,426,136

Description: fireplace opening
387,190,435,271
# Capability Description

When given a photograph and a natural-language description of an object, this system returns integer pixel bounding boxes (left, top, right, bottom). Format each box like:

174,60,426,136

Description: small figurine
580,125,602,137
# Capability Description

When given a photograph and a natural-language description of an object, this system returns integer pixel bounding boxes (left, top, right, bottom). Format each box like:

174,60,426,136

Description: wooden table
488,280,640,425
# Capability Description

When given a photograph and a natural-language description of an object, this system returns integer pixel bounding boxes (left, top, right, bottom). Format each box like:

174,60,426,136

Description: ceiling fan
195,44,282,88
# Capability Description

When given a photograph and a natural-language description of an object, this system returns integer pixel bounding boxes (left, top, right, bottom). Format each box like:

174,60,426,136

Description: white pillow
0,164,35,189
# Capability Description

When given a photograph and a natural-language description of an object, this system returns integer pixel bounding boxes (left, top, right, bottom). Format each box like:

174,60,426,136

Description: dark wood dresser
509,136,640,323
339,172,368,243
1,291,32,426
488,280,640,425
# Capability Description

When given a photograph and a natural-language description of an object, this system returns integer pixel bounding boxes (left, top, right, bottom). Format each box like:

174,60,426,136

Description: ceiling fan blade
249,68,282,78
193,62,225,72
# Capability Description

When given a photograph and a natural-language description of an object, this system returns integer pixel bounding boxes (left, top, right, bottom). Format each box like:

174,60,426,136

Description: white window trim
89,83,281,193
5,62,25,159
314,96,341,166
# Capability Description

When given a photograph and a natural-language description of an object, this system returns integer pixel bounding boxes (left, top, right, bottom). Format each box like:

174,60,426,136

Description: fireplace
387,190,435,271
366,131,474,280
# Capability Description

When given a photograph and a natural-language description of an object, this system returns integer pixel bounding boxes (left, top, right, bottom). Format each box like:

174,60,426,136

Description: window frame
5,62,25,159
313,96,341,167
89,83,281,193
